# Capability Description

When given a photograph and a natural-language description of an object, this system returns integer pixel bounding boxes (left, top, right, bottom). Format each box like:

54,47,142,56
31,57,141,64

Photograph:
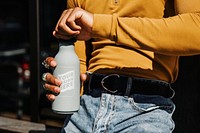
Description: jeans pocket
129,97,160,112
128,94,175,113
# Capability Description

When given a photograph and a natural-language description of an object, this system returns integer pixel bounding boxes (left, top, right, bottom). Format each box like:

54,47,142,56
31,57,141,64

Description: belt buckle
101,74,120,93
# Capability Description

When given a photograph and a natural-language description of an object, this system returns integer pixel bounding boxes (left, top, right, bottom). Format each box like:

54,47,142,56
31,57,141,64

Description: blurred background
0,0,199,133
0,0,66,132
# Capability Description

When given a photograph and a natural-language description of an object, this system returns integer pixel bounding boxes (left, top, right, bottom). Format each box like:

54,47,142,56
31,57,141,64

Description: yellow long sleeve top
67,0,200,83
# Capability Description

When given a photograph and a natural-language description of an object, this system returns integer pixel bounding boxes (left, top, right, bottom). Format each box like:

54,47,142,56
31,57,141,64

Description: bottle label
57,70,75,92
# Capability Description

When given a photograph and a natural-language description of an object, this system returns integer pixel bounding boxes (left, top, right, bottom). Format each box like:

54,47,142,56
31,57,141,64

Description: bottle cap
58,38,76,45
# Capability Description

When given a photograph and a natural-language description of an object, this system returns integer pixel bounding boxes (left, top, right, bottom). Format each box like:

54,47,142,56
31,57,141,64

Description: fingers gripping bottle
52,39,80,114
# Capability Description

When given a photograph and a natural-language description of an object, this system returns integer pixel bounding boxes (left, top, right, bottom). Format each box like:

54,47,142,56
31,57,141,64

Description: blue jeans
61,91,175,133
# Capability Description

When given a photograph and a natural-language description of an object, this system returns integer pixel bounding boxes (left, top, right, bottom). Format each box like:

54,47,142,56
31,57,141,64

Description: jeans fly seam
93,94,111,133
104,95,116,132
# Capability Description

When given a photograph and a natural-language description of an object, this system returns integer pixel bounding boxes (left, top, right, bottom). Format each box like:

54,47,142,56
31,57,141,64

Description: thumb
80,73,87,82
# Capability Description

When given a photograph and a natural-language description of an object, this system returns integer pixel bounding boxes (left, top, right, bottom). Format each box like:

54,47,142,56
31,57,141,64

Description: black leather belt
84,73,174,98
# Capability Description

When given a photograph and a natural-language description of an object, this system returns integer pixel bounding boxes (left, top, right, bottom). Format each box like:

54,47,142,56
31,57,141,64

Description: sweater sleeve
92,1,200,56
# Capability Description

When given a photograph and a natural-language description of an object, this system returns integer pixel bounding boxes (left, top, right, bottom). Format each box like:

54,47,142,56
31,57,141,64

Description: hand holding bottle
42,57,87,101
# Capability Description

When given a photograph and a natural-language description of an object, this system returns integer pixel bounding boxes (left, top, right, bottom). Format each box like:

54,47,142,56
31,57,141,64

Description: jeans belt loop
124,77,132,97
86,71,93,93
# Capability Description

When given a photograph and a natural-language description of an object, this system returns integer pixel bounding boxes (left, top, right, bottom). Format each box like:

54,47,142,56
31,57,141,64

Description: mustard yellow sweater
67,0,200,83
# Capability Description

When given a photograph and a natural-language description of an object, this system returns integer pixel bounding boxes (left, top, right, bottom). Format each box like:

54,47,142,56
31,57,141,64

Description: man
42,0,200,132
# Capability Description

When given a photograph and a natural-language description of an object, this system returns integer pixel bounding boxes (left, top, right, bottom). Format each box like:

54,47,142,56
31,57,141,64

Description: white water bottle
52,39,80,114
